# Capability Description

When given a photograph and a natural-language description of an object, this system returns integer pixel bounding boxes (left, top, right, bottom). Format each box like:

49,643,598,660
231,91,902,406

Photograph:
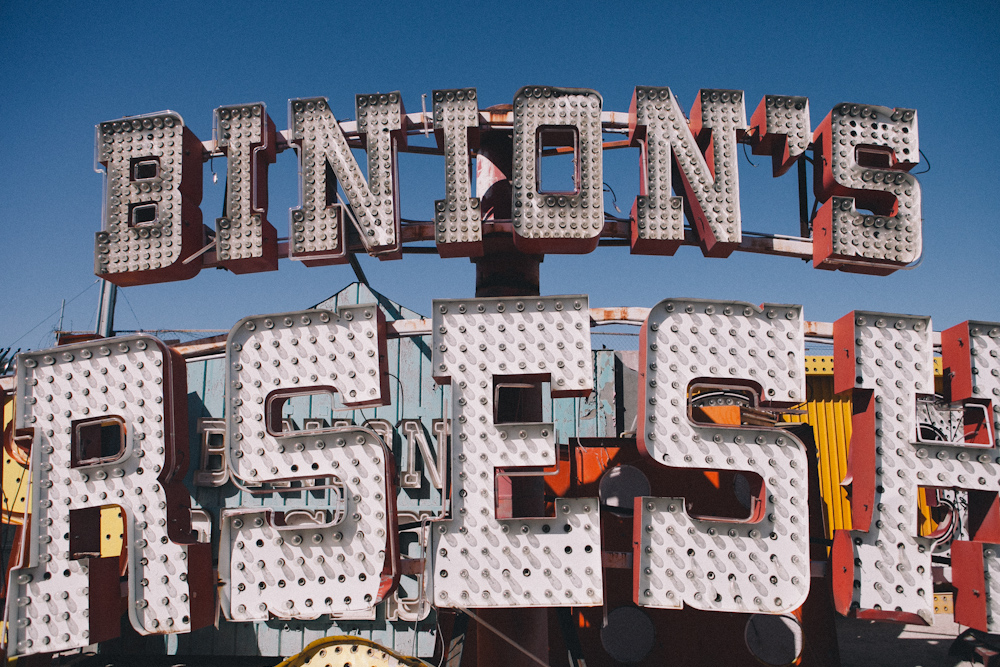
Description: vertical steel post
473,111,543,298
96,279,117,338
798,155,811,239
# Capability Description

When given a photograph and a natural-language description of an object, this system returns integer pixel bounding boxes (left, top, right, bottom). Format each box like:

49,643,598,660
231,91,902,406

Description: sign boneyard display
4,85,993,667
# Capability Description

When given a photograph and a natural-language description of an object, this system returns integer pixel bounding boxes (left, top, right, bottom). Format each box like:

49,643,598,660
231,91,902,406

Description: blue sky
1,0,998,351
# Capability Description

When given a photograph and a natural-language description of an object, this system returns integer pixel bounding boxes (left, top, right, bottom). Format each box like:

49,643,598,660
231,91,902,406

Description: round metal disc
599,464,651,516
744,613,803,666
600,606,655,663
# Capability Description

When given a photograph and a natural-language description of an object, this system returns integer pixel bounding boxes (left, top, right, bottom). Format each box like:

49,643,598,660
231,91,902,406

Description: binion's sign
4,83,977,664
92,86,921,285
3,297,999,659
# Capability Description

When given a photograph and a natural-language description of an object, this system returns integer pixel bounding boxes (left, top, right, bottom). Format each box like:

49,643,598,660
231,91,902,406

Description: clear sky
1,0,998,352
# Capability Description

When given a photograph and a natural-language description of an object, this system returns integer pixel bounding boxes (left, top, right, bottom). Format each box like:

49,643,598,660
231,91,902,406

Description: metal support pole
96,279,117,338
798,155,811,239
472,111,543,298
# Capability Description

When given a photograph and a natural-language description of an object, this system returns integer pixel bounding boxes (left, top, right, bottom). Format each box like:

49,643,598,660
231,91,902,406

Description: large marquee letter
635,299,810,613
831,313,999,626
812,104,921,274
212,103,278,273
939,321,1000,632
433,88,482,258
95,113,204,285
628,88,747,258
431,296,603,607
511,87,604,254
221,306,399,620
289,95,406,265
5,337,213,657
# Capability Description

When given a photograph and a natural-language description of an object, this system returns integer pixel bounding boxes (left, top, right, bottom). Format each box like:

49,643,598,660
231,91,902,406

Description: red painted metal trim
811,198,837,271
846,389,876,532
512,232,601,256
87,556,123,644
162,342,198,543
941,321,973,402
376,450,401,603
953,540,989,632
636,311,653,460
811,111,838,203
185,542,216,631
832,311,857,396
854,608,927,625
631,495,644,606
748,97,799,178
830,529,854,616
968,490,1000,544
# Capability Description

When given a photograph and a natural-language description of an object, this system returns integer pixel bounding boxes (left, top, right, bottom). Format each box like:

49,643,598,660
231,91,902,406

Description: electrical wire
602,182,622,213
454,607,551,667
119,288,143,331
8,279,101,347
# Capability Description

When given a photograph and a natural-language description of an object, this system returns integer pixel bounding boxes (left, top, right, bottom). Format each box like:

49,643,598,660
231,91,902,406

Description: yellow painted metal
100,507,124,557
2,395,28,525
276,635,431,667
785,370,853,537
916,492,936,537
803,356,835,375
804,355,940,376
1,456,28,525
934,592,954,615
792,356,944,540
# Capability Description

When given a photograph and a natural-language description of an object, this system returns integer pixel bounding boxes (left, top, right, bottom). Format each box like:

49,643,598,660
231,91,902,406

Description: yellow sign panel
2,395,28,524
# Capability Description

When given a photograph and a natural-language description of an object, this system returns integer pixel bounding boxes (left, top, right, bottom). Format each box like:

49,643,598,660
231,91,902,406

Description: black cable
9,279,101,347
742,142,758,167
913,148,931,175
602,182,622,213
119,288,143,331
